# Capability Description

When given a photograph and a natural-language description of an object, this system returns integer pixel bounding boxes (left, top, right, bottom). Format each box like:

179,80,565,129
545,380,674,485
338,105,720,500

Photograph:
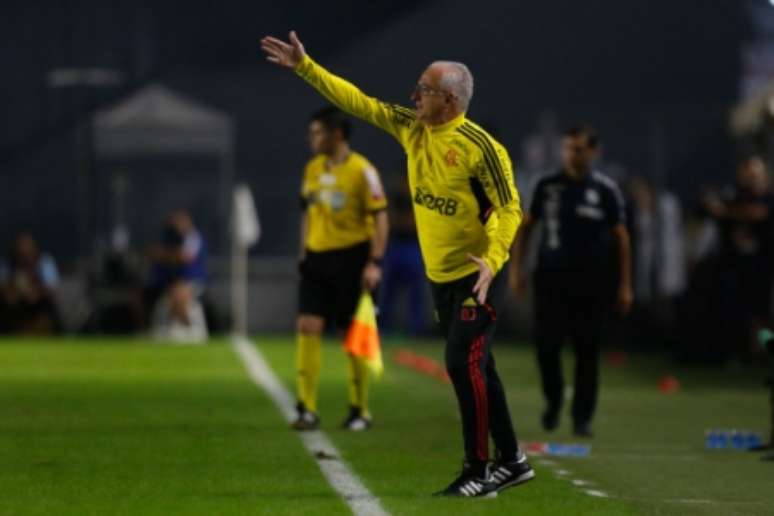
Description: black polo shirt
530,169,625,272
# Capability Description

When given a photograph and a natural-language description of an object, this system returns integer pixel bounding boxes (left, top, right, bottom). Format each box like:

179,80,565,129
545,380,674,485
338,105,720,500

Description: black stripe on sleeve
469,177,494,224
457,125,509,205
458,126,506,205
392,105,416,119
461,123,512,203
458,124,509,204
390,105,416,127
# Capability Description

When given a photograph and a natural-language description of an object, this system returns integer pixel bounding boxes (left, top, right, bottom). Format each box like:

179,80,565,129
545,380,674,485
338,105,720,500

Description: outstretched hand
260,31,306,69
468,254,493,305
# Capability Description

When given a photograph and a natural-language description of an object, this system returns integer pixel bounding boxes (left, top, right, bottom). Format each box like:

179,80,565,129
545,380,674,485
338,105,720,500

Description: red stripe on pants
468,335,489,461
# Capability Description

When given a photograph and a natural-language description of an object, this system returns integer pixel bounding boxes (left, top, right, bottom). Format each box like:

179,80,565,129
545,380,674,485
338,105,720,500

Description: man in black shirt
704,156,774,359
510,125,633,437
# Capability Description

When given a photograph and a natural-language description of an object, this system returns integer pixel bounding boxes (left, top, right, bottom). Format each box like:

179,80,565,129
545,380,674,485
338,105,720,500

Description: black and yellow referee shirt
301,151,387,252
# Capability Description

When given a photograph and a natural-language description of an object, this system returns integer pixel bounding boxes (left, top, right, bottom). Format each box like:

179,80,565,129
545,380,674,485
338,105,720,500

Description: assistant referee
510,125,633,438
261,31,534,498
293,106,388,433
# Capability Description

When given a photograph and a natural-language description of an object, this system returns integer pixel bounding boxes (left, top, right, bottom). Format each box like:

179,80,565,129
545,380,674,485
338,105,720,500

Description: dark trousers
431,268,519,467
534,268,609,425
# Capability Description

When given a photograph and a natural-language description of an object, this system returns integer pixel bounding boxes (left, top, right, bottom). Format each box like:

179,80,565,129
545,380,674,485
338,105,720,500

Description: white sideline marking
620,496,765,506
232,336,389,516
537,457,606,499
591,453,700,462
666,499,763,506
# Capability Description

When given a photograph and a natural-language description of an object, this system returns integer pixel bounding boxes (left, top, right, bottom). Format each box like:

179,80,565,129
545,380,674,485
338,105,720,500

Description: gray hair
433,61,474,111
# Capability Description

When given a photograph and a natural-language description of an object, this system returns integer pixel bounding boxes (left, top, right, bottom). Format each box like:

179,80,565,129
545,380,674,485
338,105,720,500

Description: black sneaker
291,402,320,431
341,405,372,431
541,408,560,432
573,421,594,438
433,462,498,498
491,452,535,493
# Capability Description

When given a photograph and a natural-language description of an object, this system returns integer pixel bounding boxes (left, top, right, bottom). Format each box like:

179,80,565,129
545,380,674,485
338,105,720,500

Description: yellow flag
343,292,383,377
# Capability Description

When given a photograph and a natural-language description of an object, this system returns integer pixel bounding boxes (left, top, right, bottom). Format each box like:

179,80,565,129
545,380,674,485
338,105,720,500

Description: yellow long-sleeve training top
295,54,522,284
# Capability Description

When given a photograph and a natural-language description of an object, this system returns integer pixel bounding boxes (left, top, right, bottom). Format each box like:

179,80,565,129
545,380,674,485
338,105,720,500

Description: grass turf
0,338,346,516
0,336,771,515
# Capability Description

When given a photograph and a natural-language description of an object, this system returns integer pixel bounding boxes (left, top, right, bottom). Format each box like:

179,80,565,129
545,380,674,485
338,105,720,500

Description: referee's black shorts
298,241,370,330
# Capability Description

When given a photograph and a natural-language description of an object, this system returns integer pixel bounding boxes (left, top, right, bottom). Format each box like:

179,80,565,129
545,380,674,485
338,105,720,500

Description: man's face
738,157,769,196
170,210,193,234
562,134,596,173
307,120,337,155
411,66,451,123
15,234,37,262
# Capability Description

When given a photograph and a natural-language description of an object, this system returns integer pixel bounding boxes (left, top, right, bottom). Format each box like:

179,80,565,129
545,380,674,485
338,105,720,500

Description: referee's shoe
291,402,320,431
490,452,535,493
433,462,499,498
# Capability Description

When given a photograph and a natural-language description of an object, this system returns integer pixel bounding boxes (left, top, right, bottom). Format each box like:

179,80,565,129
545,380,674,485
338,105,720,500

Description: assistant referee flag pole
231,184,260,337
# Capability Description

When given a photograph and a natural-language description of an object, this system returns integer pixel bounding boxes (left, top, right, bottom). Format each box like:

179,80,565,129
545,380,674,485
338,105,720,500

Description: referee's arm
298,209,309,262
363,210,389,291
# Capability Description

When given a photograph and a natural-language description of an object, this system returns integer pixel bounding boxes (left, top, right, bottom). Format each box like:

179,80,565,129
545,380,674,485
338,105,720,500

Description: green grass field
0,336,771,515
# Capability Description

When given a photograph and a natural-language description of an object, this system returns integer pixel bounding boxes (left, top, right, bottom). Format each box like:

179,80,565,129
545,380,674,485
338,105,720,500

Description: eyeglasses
412,83,448,98
563,143,588,154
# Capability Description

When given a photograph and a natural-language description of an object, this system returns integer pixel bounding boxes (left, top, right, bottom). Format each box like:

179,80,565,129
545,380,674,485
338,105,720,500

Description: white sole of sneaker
432,491,498,499
496,469,536,492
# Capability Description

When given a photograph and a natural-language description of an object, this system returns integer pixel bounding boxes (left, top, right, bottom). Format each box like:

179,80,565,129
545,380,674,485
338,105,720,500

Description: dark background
0,0,748,262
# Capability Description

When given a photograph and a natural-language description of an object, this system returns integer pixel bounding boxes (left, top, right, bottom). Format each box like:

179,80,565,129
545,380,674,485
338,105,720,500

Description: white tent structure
92,85,235,252
94,84,234,157
730,80,774,136
730,79,774,168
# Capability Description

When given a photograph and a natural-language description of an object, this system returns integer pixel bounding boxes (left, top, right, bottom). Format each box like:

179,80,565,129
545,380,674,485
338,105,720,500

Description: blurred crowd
683,156,774,363
144,209,210,343
0,209,216,343
515,115,774,364
616,155,773,364
3,146,774,365
0,233,62,334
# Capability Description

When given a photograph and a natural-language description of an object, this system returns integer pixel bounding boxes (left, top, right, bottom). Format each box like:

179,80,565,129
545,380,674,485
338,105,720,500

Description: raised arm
261,31,413,144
